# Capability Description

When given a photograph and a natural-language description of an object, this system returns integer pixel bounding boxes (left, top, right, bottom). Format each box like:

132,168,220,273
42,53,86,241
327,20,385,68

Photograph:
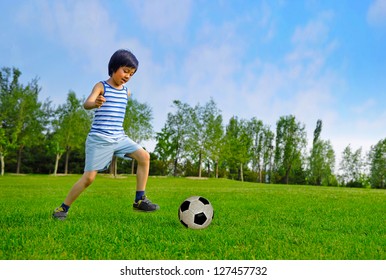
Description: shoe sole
133,205,160,212
52,216,67,220
52,213,67,220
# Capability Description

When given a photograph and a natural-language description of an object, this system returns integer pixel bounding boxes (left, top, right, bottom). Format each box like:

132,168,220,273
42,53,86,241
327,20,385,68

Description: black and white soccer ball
178,196,214,229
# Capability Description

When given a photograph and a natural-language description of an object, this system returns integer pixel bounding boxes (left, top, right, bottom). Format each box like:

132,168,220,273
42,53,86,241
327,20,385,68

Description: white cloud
291,11,333,45
253,1,277,42
16,0,120,74
356,109,386,134
126,0,192,43
155,8,344,143
10,0,383,160
367,0,386,27
351,98,376,114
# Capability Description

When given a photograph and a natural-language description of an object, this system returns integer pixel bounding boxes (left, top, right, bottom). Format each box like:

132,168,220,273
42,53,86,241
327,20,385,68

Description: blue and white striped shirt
89,81,128,137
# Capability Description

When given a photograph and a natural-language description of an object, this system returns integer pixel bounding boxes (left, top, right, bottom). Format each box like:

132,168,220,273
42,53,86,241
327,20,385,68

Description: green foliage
0,67,50,174
339,145,368,187
248,118,275,183
124,98,153,143
49,91,91,174
155,99,224,178
369,138,386,189
186,99,223,177
1,175,385,260
1,66,385,187
274,115,307,184
203,101,224,178
223,116,252,181
154,100,191,176
309,120,336,186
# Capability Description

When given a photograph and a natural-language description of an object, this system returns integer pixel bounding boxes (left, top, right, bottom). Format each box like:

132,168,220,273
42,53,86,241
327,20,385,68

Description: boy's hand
95,94,106,108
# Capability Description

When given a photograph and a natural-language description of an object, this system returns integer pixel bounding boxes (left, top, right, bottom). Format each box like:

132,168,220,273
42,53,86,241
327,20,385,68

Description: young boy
53,49,159,220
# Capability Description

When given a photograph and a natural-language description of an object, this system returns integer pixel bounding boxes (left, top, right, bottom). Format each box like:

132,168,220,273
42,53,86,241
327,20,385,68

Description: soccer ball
178,196,214,229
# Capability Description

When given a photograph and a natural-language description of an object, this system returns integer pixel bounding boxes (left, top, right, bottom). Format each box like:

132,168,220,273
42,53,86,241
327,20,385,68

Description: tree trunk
64,148,70,175
16,146,23,174
198,151,202,177
110,156,117,177
0,153,4,176
215,160,219,178
285,168,290,184
240,162,244,182
130,158,136,175
173,158,178,177
173,144,179,177
54,153,61,175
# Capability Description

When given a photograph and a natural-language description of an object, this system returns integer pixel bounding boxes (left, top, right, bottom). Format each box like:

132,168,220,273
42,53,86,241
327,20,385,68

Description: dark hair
108,49,139,76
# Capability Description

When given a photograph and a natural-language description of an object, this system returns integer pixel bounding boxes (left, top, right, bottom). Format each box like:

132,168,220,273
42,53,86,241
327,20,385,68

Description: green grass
0,174,385,260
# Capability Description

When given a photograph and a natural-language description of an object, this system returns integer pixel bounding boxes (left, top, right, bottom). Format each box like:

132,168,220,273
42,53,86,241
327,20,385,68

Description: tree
50,91,91,174
309,120,323,184
185,99,223,177
320,140,336,186
339,145,366,187
203,102,224,178
368,138,386,189
261,126,275,183
273,115,307,184
154,100,191,176
0,68,24,174
0,67,49,174
46,132,67,176
154,125,176,176
185,102,207,177
1,68,26,175
0,127,7,176
248,118,264,182
248,124,276,183
124,99,153,144
223,116,252,181
122,98,153,175
308,120,336,186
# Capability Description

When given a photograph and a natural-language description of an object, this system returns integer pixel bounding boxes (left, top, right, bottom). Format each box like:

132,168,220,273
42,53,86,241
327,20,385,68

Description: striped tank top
89,81,128,137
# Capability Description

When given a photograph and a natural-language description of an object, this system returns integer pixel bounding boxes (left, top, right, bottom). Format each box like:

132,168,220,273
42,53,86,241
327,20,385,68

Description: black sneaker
133,196,160,212
52,206,68,220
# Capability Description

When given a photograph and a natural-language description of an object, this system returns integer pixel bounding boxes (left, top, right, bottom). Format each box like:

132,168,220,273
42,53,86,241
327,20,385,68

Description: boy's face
112,66,136,86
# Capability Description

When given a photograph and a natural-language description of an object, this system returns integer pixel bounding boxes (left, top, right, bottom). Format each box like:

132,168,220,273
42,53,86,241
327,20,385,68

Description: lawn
0,174,385,260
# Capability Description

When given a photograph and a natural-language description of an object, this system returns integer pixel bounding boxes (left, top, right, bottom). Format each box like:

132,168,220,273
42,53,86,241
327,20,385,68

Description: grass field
0,174,385,260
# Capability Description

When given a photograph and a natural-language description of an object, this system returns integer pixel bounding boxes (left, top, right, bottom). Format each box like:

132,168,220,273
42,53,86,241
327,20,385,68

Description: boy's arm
83,82,105,110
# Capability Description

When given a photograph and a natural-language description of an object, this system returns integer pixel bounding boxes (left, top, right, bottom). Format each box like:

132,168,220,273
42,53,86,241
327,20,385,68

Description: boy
53,49,159,220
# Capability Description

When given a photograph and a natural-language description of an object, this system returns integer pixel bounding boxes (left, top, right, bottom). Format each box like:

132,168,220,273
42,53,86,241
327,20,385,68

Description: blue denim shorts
84,133,142,172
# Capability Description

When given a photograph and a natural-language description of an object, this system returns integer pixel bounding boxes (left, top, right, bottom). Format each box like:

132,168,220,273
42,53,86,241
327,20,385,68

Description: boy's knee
143,150,150,162
82,173,96,186
134,149,150,164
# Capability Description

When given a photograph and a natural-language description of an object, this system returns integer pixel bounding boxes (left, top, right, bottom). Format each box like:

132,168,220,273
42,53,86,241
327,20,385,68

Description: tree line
1,67,385,189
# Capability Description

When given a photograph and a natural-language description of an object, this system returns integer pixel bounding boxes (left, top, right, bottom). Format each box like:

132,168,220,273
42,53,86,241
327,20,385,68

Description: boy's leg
129,148,159,211
129,148,150,192
53,171,97,219
53,134,114,219
64,171,98,206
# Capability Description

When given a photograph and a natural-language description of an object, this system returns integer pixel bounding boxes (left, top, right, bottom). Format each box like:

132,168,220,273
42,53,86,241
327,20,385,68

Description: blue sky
1,0,385,161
